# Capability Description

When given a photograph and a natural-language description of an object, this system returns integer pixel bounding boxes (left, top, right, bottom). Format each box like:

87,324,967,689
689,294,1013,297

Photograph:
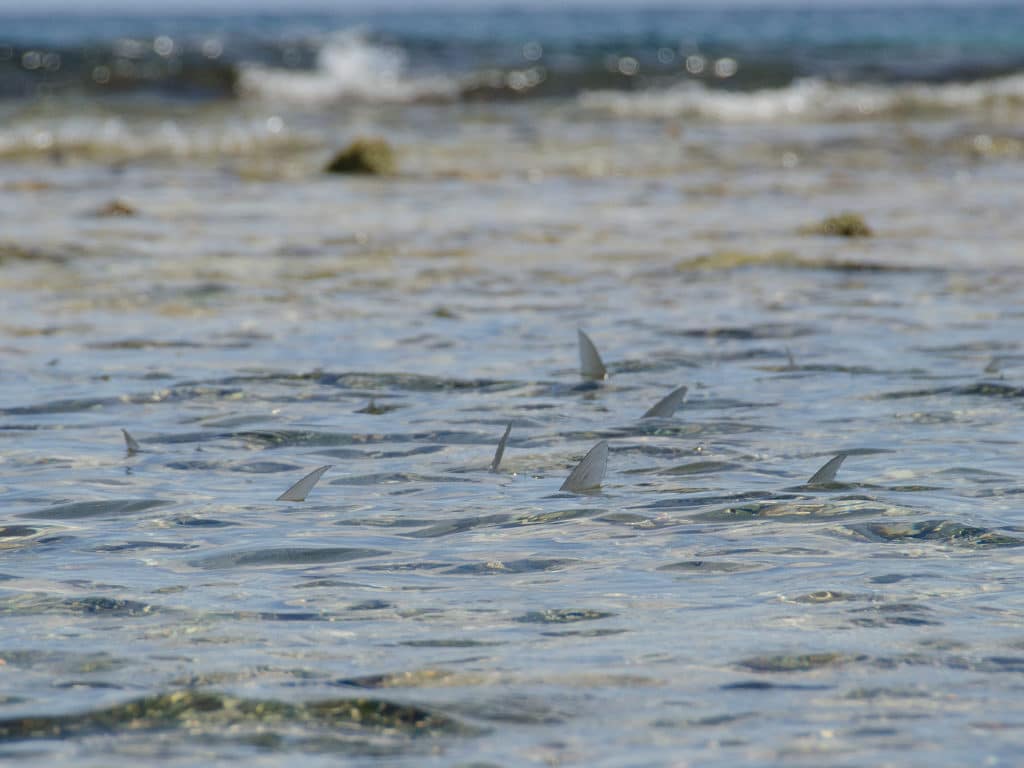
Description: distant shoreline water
1,4,1023,106
2,4,1023,166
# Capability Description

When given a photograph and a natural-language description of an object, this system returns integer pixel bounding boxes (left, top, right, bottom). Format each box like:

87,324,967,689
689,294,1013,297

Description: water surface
2,4,1024,765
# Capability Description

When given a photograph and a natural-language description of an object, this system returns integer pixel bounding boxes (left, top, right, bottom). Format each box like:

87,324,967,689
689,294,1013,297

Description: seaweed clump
800,213,873,238
325,138,396,175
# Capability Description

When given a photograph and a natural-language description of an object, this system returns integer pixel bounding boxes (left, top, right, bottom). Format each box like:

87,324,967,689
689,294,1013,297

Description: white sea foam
578,73,1024,122
237,30,459,105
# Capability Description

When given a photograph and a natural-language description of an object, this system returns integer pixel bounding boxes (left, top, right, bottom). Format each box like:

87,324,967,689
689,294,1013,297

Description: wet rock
325,138,396,175
800,212,873,238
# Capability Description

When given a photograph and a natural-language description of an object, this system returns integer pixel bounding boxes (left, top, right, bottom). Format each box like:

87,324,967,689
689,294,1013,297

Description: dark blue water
2,3,1023,101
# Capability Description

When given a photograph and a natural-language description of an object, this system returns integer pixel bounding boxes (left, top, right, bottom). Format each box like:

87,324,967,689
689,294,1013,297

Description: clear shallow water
4,6,1024,767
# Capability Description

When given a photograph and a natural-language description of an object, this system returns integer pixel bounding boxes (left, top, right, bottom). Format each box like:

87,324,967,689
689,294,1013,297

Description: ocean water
3,4,1024,766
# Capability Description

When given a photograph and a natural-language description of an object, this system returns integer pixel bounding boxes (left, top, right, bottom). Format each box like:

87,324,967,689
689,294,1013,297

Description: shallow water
4,7,1024,766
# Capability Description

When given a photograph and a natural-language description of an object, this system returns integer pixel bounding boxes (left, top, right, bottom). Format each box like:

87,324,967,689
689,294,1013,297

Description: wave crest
578,74,1024,122
237,30,459,105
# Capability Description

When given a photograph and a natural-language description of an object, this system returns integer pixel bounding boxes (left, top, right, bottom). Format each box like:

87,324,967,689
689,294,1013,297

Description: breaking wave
236,30,460,106
579,73,1024,122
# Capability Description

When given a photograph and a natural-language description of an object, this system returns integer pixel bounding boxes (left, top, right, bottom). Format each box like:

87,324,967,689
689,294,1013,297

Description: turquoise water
3,4,1024,766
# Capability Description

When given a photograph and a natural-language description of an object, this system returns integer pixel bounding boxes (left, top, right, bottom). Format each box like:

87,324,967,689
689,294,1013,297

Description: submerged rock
843,519,1023,548
95,199,137,217
0,242,71,264
0,690,469,742
431,306,458,319
3,180,53,192
800,212,873,238
676,250,905,272
677,250,802,271
738,652,861,672
325,139,396,175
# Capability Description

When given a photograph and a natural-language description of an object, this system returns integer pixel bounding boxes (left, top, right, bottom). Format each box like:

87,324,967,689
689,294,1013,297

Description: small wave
578,73,1024,122
237,30,459,105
